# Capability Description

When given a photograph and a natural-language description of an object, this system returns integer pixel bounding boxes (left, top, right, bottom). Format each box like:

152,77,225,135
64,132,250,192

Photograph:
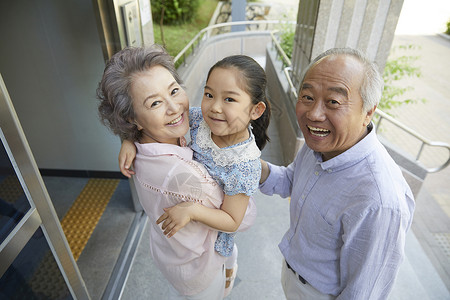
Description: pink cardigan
133,142,226,296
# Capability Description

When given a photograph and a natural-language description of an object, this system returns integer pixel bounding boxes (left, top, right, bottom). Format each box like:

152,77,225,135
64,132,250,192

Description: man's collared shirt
260,125,415,299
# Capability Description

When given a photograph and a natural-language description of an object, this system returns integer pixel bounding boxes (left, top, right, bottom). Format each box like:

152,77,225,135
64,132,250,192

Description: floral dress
189,107,261,256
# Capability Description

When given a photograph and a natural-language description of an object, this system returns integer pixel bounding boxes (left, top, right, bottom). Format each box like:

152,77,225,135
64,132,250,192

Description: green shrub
152,0,200,25
279,29,294,60
379,44,426,113
446,19,450,35
278,19,295,60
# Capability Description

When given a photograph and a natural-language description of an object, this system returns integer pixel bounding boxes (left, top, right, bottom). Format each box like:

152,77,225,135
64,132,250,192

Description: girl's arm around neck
157,193,249,238
119,139,137,178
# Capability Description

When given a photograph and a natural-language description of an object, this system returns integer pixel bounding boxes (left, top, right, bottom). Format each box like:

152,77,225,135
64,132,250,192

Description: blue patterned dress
189,107,261,256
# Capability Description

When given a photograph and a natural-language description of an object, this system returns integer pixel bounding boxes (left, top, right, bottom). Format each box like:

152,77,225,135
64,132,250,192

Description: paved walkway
384,33,450,292
385,0,450,291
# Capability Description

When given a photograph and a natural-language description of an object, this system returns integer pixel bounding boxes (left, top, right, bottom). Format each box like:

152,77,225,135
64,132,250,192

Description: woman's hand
119,140,137,178
156,202,197,238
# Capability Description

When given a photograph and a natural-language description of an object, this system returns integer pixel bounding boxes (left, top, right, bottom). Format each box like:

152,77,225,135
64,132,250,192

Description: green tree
152,0,200,25
152,0,200,48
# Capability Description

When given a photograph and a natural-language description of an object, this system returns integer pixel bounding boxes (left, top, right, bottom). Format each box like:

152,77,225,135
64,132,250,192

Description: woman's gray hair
300,48,383,112
97,45,182,141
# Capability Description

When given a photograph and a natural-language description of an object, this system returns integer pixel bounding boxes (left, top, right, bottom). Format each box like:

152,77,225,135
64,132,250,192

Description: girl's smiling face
130,65,189,145
201,67,264,148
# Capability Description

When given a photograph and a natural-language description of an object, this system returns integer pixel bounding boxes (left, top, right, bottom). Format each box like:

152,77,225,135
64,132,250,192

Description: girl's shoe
224,264,238,297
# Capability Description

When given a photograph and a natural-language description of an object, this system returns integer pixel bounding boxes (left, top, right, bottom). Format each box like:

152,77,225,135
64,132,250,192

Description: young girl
121,55,271,296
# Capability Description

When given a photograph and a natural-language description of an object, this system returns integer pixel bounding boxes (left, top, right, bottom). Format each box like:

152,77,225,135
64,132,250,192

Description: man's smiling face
296,54,374,161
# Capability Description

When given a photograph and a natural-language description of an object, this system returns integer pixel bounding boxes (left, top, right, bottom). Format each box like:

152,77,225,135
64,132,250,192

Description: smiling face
201,67,264,148
130,65,189,145
296,55,375,161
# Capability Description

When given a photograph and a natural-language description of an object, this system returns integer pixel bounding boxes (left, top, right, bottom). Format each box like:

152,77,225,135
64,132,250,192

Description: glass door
0,74,90,299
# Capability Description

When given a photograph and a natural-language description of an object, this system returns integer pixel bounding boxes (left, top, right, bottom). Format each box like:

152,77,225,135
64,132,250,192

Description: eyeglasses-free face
130,65,190,145
296,55,375,161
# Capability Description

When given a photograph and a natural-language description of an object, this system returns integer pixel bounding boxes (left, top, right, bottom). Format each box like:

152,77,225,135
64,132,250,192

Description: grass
153,0,219,57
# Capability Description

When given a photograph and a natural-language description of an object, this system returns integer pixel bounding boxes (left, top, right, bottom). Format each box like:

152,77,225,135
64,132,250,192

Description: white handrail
173,20,294,64
269,30,291,68
374,109,450,173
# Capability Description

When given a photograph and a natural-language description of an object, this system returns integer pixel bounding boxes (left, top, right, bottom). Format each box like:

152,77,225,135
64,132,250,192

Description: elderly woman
97,45,227,299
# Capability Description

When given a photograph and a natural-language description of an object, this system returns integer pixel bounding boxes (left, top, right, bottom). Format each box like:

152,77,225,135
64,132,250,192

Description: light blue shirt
189,107,261,257
189,107,261,196
260,124,415,299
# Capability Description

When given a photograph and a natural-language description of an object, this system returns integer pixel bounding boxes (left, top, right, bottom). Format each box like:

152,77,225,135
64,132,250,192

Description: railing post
376,116,383,133
416,143,425,161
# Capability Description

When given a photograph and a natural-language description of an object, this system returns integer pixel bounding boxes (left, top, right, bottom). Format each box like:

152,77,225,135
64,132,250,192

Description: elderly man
260,48,415,299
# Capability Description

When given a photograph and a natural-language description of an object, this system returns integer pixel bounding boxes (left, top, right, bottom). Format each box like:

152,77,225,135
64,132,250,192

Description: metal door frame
0,74,90,299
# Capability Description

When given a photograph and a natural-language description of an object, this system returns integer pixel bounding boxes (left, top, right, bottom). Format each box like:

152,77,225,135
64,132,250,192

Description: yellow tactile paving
30,251,68,299
60,178,119,261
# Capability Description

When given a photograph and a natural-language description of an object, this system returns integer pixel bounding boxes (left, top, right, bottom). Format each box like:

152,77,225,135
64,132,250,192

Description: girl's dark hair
206,55,271,150
96,45,182,141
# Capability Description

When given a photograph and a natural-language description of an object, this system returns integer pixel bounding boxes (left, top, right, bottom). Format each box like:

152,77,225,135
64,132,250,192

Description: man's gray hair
300,48,383,112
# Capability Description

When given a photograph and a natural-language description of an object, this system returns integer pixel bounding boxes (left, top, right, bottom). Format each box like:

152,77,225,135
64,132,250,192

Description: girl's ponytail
251,98,271,150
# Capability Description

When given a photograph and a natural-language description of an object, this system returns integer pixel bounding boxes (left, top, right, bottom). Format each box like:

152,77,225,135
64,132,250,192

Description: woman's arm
119,139,136,178
157,193,249,238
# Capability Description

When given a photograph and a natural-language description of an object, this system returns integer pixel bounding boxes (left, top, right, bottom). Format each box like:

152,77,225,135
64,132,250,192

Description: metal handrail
173,20,294,65
284,66,298,98
374,109,450,173
269,30,291,68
